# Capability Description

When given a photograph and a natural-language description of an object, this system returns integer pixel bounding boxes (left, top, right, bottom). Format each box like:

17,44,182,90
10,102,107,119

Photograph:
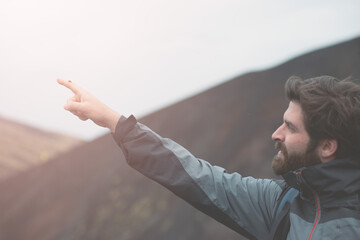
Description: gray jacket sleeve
112,115,284,239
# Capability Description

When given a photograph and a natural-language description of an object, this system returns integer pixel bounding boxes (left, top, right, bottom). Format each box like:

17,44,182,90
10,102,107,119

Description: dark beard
272,141,321,175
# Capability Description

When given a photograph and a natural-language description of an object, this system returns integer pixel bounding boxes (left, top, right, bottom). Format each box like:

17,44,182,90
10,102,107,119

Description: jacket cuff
112,115,137,143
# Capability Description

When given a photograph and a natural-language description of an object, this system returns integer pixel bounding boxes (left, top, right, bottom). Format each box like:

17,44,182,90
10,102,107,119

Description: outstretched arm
57,78,121,133
57,78,282,239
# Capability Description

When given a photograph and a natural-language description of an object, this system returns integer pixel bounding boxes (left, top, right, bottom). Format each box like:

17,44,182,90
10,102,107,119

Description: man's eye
285,122,295,132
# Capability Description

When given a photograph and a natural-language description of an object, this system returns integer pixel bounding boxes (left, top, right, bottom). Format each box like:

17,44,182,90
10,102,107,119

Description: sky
1,0,359,141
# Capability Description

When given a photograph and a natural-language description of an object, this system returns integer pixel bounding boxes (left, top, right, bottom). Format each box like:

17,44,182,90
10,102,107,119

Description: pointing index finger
57,78,80,94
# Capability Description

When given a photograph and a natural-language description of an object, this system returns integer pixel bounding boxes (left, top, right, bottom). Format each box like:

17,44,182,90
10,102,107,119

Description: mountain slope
0,116,83,180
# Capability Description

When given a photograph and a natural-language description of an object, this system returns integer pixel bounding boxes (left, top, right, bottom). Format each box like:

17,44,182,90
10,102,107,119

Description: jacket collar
282,157,360,204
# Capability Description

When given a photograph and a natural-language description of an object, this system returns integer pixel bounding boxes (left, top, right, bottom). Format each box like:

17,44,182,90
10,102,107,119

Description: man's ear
318,139,338,162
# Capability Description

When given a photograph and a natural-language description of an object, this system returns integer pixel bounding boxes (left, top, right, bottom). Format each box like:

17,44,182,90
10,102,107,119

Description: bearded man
58,75,360,239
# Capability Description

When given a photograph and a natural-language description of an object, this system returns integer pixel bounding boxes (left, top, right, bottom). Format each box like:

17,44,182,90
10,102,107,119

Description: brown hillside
0,37,359,240
0,116,84,180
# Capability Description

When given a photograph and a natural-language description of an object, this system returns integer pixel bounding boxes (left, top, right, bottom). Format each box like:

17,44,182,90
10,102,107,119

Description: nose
272,123,285,142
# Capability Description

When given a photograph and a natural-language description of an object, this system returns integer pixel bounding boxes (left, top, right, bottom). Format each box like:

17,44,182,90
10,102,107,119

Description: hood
282,157,360,205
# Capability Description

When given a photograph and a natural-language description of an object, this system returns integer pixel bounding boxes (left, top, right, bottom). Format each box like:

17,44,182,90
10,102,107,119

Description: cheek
285,135,310,152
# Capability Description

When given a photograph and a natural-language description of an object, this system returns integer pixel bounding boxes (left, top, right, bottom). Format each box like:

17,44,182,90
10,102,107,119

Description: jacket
112,115,360,239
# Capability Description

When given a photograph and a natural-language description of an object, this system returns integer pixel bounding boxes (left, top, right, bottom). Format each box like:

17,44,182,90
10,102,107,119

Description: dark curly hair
285,75,360,159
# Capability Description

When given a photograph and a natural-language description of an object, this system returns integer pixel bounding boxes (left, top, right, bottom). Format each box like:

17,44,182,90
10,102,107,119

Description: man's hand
57,78,121,133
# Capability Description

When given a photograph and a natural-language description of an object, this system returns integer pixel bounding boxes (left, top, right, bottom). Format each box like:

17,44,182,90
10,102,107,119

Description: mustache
274,141,286,153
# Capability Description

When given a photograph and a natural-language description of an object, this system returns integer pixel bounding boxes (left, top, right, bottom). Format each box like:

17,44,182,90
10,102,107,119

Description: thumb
64,101,84,113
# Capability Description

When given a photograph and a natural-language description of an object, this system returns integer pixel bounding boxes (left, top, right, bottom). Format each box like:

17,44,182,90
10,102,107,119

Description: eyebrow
284,120,299,132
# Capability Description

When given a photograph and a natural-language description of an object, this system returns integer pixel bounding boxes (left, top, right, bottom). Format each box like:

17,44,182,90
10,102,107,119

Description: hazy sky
1,0,359,140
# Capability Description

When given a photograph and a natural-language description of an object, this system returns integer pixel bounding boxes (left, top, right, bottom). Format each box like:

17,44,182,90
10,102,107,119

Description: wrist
106,109,122,133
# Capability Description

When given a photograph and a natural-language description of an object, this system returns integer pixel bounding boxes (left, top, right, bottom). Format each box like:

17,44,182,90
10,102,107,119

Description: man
58,75,360,239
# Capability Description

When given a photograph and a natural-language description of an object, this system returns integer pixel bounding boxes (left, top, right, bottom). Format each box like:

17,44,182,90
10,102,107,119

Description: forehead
284,101,306,130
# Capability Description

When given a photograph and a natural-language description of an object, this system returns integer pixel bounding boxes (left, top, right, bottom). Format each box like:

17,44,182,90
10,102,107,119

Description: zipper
307,190,320,240
293,170,321,240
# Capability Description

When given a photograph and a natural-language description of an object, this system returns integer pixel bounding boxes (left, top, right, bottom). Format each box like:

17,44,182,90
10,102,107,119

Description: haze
0,0,359,140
